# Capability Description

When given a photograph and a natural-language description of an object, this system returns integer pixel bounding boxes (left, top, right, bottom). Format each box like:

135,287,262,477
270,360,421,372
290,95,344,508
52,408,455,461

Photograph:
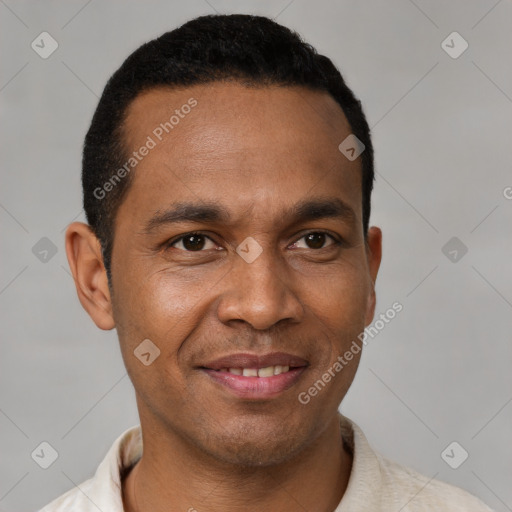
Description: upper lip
201,352,309,370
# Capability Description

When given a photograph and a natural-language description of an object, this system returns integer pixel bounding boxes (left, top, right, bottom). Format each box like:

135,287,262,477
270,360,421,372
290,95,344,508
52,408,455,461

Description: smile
201,365,307,398
199,351,309,399
213,365,291,377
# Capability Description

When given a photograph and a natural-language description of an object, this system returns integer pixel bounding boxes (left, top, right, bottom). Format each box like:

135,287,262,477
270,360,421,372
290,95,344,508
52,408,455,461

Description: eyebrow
142,197,357,234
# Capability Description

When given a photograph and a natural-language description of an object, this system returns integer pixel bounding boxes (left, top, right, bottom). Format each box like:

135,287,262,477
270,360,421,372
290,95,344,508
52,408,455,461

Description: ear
65,222,115,330
364,226,382,326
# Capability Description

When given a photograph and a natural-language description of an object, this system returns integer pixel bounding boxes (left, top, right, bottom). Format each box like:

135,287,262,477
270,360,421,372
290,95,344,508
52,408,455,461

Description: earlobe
364,226,382,326
65,222,115,330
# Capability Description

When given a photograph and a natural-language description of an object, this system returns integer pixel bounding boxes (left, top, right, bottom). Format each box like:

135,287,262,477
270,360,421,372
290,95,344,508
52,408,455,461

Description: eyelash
164,230,342,252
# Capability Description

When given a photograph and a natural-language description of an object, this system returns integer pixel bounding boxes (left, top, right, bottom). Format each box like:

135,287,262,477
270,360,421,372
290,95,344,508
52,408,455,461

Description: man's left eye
291,232,339,250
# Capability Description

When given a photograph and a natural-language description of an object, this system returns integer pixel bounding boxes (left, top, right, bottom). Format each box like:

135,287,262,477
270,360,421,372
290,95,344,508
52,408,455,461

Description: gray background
1,1,511,511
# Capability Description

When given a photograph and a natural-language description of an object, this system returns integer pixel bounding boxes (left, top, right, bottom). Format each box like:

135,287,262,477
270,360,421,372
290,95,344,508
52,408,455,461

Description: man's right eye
166,232,219,252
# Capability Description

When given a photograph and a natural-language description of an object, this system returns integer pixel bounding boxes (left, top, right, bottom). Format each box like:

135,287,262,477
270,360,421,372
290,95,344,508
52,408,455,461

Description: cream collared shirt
40,415,493,511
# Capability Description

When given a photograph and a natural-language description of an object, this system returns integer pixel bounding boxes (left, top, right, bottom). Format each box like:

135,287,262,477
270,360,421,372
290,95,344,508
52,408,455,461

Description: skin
65,82,382,512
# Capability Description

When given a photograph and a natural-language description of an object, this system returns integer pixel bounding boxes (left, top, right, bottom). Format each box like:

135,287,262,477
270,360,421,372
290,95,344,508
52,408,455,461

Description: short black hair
82,13,374,283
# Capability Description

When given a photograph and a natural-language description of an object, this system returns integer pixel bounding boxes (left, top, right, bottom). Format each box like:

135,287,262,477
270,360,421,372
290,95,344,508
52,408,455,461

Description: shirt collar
335,414,383,511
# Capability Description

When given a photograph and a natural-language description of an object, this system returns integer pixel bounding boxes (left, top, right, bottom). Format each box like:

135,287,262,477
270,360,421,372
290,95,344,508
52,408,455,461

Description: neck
122,413,352,512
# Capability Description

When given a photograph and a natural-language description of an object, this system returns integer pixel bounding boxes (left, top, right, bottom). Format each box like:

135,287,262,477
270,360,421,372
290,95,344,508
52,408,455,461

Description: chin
201,415,311,468
214,438,301,468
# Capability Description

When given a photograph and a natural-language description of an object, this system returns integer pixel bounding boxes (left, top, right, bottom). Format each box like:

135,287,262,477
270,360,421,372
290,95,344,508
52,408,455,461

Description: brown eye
291,232,338,250
169,233,217,252
305,233,326,249
182,234,206,251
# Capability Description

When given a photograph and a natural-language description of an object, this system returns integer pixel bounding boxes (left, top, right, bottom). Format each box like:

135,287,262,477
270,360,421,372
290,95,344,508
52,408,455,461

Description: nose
216,246,305,331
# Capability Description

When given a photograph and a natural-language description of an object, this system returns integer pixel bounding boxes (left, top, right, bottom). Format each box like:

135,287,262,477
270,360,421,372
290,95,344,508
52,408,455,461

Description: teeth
221,365,292,377
258,366,274,377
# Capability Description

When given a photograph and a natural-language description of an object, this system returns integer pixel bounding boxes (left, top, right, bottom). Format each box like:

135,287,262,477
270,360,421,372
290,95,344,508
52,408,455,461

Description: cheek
113,267,222,374
112,278,192,409
115,264,204,330
302,262,370,380
302,260,370,328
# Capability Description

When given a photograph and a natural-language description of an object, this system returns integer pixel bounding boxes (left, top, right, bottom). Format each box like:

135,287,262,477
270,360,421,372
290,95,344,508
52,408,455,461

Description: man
42,13,492,512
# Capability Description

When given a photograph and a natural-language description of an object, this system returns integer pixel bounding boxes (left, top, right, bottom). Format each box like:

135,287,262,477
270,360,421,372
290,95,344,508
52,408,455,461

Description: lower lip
201,367,307,399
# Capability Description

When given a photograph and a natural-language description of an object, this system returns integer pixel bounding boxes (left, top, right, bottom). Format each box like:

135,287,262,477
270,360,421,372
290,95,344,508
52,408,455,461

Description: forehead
123,82,352,154
118,82,362,228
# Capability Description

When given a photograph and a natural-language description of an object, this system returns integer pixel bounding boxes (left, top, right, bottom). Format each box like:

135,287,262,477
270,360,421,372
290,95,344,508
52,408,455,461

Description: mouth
209,365,294,377
198,352,309,399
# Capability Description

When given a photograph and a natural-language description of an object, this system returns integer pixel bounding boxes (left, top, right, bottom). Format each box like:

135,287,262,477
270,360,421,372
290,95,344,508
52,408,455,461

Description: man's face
109,83,381,466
